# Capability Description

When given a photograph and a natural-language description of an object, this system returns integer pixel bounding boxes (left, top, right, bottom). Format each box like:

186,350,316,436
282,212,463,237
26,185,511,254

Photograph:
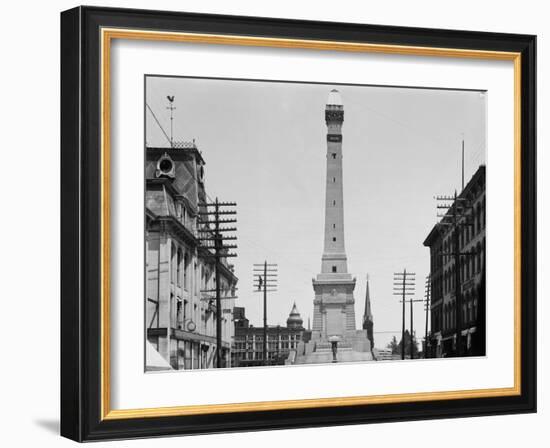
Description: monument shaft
312,90,357,339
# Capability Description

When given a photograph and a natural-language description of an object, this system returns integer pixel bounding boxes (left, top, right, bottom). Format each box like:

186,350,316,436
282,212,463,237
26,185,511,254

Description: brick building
423,165,486,358
145,142,238,370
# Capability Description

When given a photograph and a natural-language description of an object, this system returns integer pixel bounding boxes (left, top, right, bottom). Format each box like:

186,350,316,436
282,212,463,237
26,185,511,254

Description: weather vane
166,95,175,147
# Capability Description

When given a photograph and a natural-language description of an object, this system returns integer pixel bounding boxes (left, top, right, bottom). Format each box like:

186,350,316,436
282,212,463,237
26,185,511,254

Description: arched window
476,242,482,273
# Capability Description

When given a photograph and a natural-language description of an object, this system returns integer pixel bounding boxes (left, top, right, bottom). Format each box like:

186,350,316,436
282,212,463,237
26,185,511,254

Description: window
183,252,190,290
482,197,486,228
333,200,336,206
332,224,336,229
332,153,336,159
476,203,481,234
176,249,183,287
332,237,336,242
170,293,175,328
333,177,336,183
171,244,177,284
476,242,482,272
332,266,337,273
176,299,182,328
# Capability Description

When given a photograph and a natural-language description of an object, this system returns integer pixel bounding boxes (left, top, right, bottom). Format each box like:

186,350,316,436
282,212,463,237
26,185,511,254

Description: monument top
327,89,343,106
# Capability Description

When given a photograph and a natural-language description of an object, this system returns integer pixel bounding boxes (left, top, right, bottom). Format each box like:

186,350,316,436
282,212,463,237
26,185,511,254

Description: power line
145,102,171,145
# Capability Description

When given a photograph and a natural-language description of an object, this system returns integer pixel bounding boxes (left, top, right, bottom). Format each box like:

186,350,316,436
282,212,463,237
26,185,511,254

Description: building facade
423,165,486,358
231,305,306,367
145,142,238,370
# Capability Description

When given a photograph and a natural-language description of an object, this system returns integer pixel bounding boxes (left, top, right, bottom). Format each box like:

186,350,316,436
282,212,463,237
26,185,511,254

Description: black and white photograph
144,76,487,371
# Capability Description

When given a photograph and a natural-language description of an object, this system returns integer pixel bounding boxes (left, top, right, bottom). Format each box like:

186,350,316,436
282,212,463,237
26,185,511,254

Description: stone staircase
288,329,374,365
293,347,373,365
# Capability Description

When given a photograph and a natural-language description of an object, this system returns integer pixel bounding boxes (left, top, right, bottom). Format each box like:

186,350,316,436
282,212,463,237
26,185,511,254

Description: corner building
423,165,486,357
145,142,238,370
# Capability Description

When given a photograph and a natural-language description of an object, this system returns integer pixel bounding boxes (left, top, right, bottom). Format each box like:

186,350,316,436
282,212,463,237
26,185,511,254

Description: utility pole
435,191,475,357
393,270,415,360
198,198,238,368
424,274,431,358
407,298,423,359
253,262,278,366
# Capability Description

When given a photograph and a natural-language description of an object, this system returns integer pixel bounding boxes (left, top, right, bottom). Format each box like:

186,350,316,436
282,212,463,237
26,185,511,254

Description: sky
145,76,486,349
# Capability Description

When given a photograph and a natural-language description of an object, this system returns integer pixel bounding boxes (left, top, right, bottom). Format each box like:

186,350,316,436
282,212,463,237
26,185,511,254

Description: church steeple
362,275,375,350
363,276,373,322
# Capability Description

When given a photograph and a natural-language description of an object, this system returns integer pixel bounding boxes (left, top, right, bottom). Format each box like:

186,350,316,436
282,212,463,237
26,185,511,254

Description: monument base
288,330,373,365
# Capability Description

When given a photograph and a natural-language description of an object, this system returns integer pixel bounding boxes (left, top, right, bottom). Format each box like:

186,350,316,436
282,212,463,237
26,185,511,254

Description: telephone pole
436,191,475,357
198,198,237,368
406,298,423,359
424,274,431,358
253,262,278,366
393,270,415,360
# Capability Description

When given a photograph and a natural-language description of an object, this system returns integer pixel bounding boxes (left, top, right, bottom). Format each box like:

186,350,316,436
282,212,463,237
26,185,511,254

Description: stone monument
292,90,373,365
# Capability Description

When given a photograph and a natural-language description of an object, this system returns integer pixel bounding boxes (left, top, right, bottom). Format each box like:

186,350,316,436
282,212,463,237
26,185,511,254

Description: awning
145,340,173,372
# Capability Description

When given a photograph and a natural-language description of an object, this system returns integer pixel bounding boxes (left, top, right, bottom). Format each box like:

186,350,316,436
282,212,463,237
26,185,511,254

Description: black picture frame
61,5,536,442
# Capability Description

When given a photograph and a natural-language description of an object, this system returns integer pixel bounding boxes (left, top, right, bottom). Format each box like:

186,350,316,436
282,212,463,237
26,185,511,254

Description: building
145,141,238,370
231,304,306,367
292,90,372,365
423,165,486,358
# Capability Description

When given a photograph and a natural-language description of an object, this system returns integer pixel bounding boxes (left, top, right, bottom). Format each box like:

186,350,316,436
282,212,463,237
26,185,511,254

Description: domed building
231,302,309,367
286,302,304,330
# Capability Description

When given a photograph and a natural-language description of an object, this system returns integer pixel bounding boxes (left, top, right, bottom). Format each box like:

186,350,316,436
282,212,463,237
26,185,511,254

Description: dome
286,302,304,329
327,89,343,106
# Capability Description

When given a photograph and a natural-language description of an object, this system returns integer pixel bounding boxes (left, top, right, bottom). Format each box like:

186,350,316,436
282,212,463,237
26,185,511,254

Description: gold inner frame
100,27,522,420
